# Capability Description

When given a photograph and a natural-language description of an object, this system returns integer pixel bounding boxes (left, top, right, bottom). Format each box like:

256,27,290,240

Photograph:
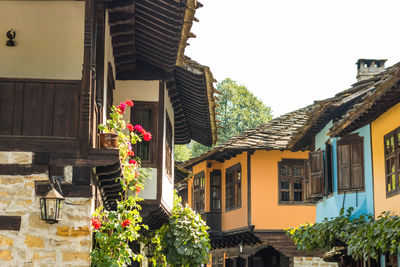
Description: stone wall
293,257,338,267
0,152,94,266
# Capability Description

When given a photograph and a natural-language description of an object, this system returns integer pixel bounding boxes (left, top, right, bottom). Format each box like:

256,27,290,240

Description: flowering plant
91,100,152,266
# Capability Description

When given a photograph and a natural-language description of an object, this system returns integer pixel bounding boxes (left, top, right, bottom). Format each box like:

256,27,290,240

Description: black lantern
40,183,64,223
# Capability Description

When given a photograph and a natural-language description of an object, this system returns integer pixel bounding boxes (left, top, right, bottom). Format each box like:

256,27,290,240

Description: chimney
356,59,387,82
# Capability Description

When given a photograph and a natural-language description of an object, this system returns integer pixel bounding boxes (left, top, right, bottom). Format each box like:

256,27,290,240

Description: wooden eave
328,63,400,137
288,68,395,150
172,58,218,146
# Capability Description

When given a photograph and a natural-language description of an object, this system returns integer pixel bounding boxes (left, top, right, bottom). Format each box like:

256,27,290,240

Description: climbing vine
286,208,400,261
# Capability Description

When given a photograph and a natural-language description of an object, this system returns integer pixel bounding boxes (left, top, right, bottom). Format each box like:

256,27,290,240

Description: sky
185,0,400,117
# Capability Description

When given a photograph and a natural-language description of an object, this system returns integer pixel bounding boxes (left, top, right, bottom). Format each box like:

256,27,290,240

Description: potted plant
98,100,133,148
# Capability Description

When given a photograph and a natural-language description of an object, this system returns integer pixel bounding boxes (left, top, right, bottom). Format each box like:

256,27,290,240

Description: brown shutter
351,141,364,189
338,143,351,191
308,150,324,197
304,160,312,200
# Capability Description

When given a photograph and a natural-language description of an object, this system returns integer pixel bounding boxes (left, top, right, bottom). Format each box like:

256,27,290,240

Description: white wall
161,86,174,211
0,1,84,79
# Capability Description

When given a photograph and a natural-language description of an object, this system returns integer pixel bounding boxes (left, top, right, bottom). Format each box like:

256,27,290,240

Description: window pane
294,180,302,190
293,166,302,176
280,165,290,176
281,191,289,201
385,135,395,155
386,158,395,175
281,180,289,189
294,191,302,202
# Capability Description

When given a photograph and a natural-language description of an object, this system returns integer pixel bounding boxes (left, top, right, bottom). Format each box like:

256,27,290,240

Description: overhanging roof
107,0,218,147
329,62,400,137
288,65,398,150
182,105,317,168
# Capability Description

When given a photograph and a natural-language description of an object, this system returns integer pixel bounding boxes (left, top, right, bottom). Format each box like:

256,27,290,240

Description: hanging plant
91,100,152,266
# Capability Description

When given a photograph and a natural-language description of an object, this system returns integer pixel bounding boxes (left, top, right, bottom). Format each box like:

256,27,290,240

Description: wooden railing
0,78,80,138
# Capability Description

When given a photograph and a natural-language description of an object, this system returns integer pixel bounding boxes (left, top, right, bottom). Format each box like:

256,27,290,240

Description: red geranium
133,124,144,133
142,131,152,141
121,219,131,228
117,102,127,114
129,159,137,165
125,100,134,107
91,217,101,230
127,150,134,157
126,123,134,131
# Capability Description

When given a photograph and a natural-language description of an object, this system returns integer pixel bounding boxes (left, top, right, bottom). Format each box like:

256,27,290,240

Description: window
131,101,158,167
212,254,223,267
337,134,364,192
192,172,205,213
210,170,221,211
325,142,333,195
225,164,241,210
165,113,173,177
278,159,307,203
384,127,400,196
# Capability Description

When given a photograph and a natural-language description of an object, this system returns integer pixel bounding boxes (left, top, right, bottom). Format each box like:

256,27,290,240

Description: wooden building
289,59,400,266
180,106,336,267
0,0,217,265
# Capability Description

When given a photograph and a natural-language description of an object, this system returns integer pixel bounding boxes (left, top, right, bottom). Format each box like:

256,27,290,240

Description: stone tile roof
182,104,317,168
329,62,400,137
289,62,400,150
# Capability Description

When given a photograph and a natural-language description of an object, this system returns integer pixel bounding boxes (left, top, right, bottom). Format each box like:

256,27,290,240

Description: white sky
185,0,400,117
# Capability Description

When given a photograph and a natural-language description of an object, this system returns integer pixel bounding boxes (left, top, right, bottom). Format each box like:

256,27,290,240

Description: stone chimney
356,59,387,82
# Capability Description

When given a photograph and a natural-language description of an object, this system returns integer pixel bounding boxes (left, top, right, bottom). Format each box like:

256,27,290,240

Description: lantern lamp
238,241,243,254
40,181,64,223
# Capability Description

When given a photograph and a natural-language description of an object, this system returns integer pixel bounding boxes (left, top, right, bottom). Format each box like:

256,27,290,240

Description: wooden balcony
201,211,221,233
0,77,81,152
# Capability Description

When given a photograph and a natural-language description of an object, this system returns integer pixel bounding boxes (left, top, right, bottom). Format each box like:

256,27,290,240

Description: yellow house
181,106,337,267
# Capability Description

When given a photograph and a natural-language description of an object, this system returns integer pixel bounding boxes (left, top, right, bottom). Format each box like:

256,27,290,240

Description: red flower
135,185,141,194
125,100,134,107
91,217,101,230
126,123,134,131
134,124,144,133
121,219,131,228
117,102,127,114
129,159,137,165
127,150,134,157
142,131,152,141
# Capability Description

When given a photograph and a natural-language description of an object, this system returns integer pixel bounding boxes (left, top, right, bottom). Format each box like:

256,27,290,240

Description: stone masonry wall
0,152,94,266
294,257,338,267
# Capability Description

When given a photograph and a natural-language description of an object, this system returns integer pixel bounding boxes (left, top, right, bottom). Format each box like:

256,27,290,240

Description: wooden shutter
351,141,364,189
305,160,312,200
338,143,351,191
308,150,324,197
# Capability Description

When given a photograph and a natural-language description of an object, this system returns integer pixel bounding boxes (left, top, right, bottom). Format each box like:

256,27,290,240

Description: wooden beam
0,216,21,231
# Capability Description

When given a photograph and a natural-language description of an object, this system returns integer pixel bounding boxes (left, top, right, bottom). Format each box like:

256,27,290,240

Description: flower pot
99,133,118,149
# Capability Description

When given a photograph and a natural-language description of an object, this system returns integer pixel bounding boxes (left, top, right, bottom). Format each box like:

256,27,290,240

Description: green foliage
91,200,145,266
216,78,272,143
152,192,211,266
189,141,211,159
174,144,192,162
287,208,400,261
347,212,400,260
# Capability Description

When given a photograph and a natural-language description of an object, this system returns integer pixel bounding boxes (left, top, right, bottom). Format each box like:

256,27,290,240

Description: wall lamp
40,176,65,224
6,29,16,47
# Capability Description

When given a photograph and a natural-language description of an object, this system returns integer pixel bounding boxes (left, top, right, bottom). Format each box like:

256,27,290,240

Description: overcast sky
185,0,400,117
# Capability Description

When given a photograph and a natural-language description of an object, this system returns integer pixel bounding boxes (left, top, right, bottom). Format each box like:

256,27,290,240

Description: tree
184,78,273,158
174,144,192,162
